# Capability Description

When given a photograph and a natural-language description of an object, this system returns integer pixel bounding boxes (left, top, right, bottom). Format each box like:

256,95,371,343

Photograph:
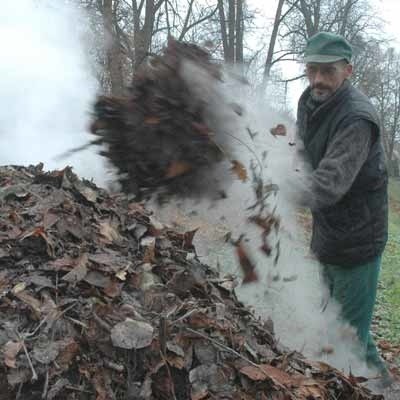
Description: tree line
74,0,400,174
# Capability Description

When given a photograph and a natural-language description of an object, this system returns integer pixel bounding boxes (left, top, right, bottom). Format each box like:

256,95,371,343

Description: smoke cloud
0,0,107,184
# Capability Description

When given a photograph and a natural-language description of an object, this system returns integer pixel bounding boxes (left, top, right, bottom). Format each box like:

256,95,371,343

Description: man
292,32,390,383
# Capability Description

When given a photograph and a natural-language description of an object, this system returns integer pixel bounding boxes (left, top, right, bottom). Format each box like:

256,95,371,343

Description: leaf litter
0,164,383,400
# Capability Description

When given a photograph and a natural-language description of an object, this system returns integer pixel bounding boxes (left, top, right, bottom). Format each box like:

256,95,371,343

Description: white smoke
0,0,107,184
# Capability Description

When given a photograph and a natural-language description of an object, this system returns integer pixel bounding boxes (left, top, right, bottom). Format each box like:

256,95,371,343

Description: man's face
305,61,353,102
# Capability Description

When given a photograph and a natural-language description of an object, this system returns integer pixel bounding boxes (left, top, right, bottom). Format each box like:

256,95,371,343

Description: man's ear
345,63,353,78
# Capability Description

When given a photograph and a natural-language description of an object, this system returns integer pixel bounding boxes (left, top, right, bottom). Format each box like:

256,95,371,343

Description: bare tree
217,0,244,64
161,0,218,42
281,0,377,56
370,48,400,170
342,39,400,173
261,0,304,87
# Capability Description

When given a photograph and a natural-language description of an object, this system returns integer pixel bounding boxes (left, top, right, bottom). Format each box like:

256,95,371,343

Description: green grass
374,179,400,345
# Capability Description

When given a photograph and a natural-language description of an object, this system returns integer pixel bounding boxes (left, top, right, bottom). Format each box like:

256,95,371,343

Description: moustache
311,84,330,91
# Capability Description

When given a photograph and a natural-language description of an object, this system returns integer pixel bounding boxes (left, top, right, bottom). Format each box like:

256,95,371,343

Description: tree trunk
133,0,156,71
217,0,229,61
103,0,124,95
262,0,285,87
235,0,244,64
227,0,236,63
339,0,354,35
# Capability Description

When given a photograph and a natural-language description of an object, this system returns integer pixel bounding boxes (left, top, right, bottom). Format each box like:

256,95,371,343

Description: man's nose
313,70,325,85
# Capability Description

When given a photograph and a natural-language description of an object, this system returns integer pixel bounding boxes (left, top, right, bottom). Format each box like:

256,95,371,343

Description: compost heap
88,39,241,201
0,164,383,400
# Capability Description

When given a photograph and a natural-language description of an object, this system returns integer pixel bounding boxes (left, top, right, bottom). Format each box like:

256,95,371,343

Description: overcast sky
248,0,400,112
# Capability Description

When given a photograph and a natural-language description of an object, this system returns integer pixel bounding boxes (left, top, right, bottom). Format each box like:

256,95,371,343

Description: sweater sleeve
308,119,373,209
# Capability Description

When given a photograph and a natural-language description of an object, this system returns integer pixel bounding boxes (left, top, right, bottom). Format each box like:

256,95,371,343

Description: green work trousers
321,256,388,374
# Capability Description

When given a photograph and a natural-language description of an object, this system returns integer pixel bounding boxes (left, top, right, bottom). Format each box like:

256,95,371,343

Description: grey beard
310,89,331,103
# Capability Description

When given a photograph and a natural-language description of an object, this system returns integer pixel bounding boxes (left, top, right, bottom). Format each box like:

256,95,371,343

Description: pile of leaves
86,39,240,201
0,164,383,400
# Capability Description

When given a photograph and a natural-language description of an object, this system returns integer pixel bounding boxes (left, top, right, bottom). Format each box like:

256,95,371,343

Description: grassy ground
374,179,400,346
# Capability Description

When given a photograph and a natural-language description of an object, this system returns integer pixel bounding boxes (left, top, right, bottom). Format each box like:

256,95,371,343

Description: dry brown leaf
20,226,55,257
84,271,111,288
231,160,247,182
0,271,9,292
232,391,257,400
166,355,185,369
142,237,156,263
184,228,198,249
56,338,79,371
3,341,23,368
191,389,208,400
144,116,160,125
47,255,75,271
270,124,287,136
188,312,216,329
127,202,147,216
294,382,326,399
99,220,123,243
236,241,258,284
14,290,42,318
92,370,108,400
240,364,293,386
165,161,192,178
62,253,88,283
143,245,156,264
43,211,59,230
8,211,22,225
74,181,97,203
103,279,122,298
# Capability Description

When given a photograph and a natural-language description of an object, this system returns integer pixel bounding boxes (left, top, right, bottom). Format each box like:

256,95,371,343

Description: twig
66,316,89,329
159,316,168,357
159,350,177,400
222,131,264,176
20,338,38,381
25,301,78,339
55,272,59,305
65,385,93,394
104,359,125,373
16,382,23,400
185,327,259,368
41,370,49,399
185,327,296,398
172,309,198,324
54,139,103,161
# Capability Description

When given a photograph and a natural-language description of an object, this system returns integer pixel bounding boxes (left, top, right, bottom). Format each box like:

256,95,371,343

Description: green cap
304,32,352,63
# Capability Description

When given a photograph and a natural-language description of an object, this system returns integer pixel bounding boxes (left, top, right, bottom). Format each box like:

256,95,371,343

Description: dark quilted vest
297,80,388,266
